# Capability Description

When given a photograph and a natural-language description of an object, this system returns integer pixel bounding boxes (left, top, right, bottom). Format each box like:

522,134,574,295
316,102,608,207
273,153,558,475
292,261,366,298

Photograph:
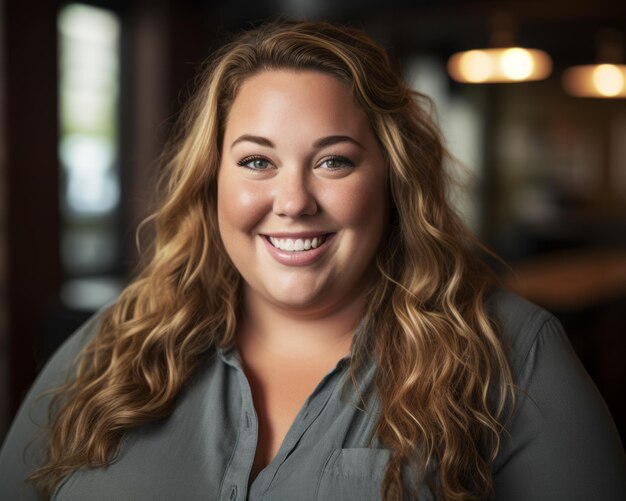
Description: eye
237,156,272,170
318,156,355,170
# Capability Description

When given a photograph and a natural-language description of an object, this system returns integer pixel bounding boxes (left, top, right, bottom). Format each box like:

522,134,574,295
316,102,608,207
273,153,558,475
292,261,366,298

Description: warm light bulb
592,64,625,96
458,50,493,82
448,47,551,83
501,48,535,80
562,64,626,98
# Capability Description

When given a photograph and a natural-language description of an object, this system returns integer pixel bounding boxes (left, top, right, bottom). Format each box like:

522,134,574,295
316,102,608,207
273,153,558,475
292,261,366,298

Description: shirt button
229,485,237,501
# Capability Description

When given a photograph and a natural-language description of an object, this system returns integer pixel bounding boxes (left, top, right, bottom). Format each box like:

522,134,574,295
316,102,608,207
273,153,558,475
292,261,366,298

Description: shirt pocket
316,448,392,501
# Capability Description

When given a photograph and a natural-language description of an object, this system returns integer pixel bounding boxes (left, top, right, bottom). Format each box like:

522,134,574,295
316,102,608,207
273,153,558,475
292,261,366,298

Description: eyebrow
313,135,364,149
230,134,275,149
230,134,364,150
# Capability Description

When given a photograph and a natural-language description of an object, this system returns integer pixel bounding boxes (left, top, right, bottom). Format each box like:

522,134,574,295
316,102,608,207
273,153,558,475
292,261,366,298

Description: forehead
223,69,372,141
233,69,353,105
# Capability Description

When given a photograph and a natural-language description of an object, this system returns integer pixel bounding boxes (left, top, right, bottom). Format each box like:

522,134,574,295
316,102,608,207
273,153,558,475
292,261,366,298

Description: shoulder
487,290,626,500
485,288,560,379
0,304,111,500
485,287,553,329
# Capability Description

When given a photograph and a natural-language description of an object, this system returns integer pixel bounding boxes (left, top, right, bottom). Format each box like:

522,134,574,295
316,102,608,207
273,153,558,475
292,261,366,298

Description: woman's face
217,69,388,316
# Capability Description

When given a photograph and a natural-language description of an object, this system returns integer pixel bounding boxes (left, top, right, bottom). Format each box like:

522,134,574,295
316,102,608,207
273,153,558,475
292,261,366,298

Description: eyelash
237,155,272,170
236,155,355,171
319,155,355,170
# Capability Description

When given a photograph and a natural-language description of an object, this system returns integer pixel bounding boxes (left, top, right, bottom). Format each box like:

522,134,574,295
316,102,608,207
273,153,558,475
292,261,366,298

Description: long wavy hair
31,21,514,500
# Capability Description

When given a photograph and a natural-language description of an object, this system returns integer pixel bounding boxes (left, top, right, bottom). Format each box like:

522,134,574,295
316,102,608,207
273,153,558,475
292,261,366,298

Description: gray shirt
1,290,625,500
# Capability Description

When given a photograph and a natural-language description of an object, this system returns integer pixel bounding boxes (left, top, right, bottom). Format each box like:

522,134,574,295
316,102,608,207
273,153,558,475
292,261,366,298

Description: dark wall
4,0,62,415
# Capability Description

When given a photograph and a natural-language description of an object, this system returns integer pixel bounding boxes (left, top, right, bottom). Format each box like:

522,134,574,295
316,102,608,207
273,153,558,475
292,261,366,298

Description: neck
236,290,366,362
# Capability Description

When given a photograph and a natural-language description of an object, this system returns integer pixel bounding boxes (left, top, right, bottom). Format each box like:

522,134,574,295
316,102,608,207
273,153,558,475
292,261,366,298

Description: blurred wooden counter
503,247,626,312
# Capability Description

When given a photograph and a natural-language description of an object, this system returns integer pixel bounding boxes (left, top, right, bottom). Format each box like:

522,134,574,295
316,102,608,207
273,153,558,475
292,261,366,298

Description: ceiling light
562,30,626,98
562,64,626,98
447,12,552,84
448,47,552,84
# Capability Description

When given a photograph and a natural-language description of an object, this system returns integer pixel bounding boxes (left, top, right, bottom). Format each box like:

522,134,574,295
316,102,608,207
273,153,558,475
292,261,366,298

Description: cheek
323,176,388,228
217,173,270,234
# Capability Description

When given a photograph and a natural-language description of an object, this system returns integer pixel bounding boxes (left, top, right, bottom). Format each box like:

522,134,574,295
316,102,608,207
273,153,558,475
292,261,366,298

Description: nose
272,169,318,218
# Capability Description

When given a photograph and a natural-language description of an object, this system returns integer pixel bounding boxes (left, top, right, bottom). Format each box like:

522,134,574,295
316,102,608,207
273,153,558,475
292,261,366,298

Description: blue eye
237,156,272,170
319,156,354,170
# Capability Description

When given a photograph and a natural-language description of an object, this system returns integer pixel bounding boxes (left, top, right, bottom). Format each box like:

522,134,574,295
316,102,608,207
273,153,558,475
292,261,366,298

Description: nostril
272,190,318,217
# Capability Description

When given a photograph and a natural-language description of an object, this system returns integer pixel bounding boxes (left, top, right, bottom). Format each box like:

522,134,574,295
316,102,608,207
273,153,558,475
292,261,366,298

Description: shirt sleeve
493,317,626,501
0,310,104,500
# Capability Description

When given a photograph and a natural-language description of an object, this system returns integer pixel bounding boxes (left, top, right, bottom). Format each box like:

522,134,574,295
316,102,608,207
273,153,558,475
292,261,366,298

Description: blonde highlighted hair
31,21,513,500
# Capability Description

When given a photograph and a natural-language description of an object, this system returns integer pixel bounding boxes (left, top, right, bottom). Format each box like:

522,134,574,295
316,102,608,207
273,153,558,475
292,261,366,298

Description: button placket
254,366,349,500
219,361,258,501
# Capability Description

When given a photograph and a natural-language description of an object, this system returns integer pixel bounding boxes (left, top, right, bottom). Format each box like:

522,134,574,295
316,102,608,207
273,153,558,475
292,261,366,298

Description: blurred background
1,0,625,445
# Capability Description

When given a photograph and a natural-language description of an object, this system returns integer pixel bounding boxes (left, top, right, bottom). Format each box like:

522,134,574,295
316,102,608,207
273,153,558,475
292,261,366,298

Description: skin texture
217,70,389,479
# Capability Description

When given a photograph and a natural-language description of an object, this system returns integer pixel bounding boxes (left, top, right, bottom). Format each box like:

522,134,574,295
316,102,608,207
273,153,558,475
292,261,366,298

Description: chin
266,289,325,310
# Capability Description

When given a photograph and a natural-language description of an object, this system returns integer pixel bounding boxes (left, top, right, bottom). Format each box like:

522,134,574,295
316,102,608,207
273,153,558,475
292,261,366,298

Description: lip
260,232,336,266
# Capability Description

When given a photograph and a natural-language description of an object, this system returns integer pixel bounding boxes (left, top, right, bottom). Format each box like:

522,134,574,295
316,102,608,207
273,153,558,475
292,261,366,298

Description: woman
1,21,624,501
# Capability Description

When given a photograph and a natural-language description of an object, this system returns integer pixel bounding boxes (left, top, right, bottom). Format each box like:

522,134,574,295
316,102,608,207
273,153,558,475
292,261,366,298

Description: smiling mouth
265,234,332,252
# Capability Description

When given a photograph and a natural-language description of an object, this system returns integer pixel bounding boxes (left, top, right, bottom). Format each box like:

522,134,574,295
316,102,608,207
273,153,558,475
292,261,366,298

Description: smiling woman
1,20,625,501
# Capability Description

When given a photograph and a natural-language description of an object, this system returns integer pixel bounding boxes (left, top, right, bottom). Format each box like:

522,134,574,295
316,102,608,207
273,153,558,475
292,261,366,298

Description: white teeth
268,235,327,252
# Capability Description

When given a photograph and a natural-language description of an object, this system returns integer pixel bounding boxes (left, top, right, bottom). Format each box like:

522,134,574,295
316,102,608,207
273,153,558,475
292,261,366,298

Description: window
58,3,124,309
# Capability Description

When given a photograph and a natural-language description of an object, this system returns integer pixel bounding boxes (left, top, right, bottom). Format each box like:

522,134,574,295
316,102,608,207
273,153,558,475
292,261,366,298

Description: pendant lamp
447,12,552,84
562,29,626,98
